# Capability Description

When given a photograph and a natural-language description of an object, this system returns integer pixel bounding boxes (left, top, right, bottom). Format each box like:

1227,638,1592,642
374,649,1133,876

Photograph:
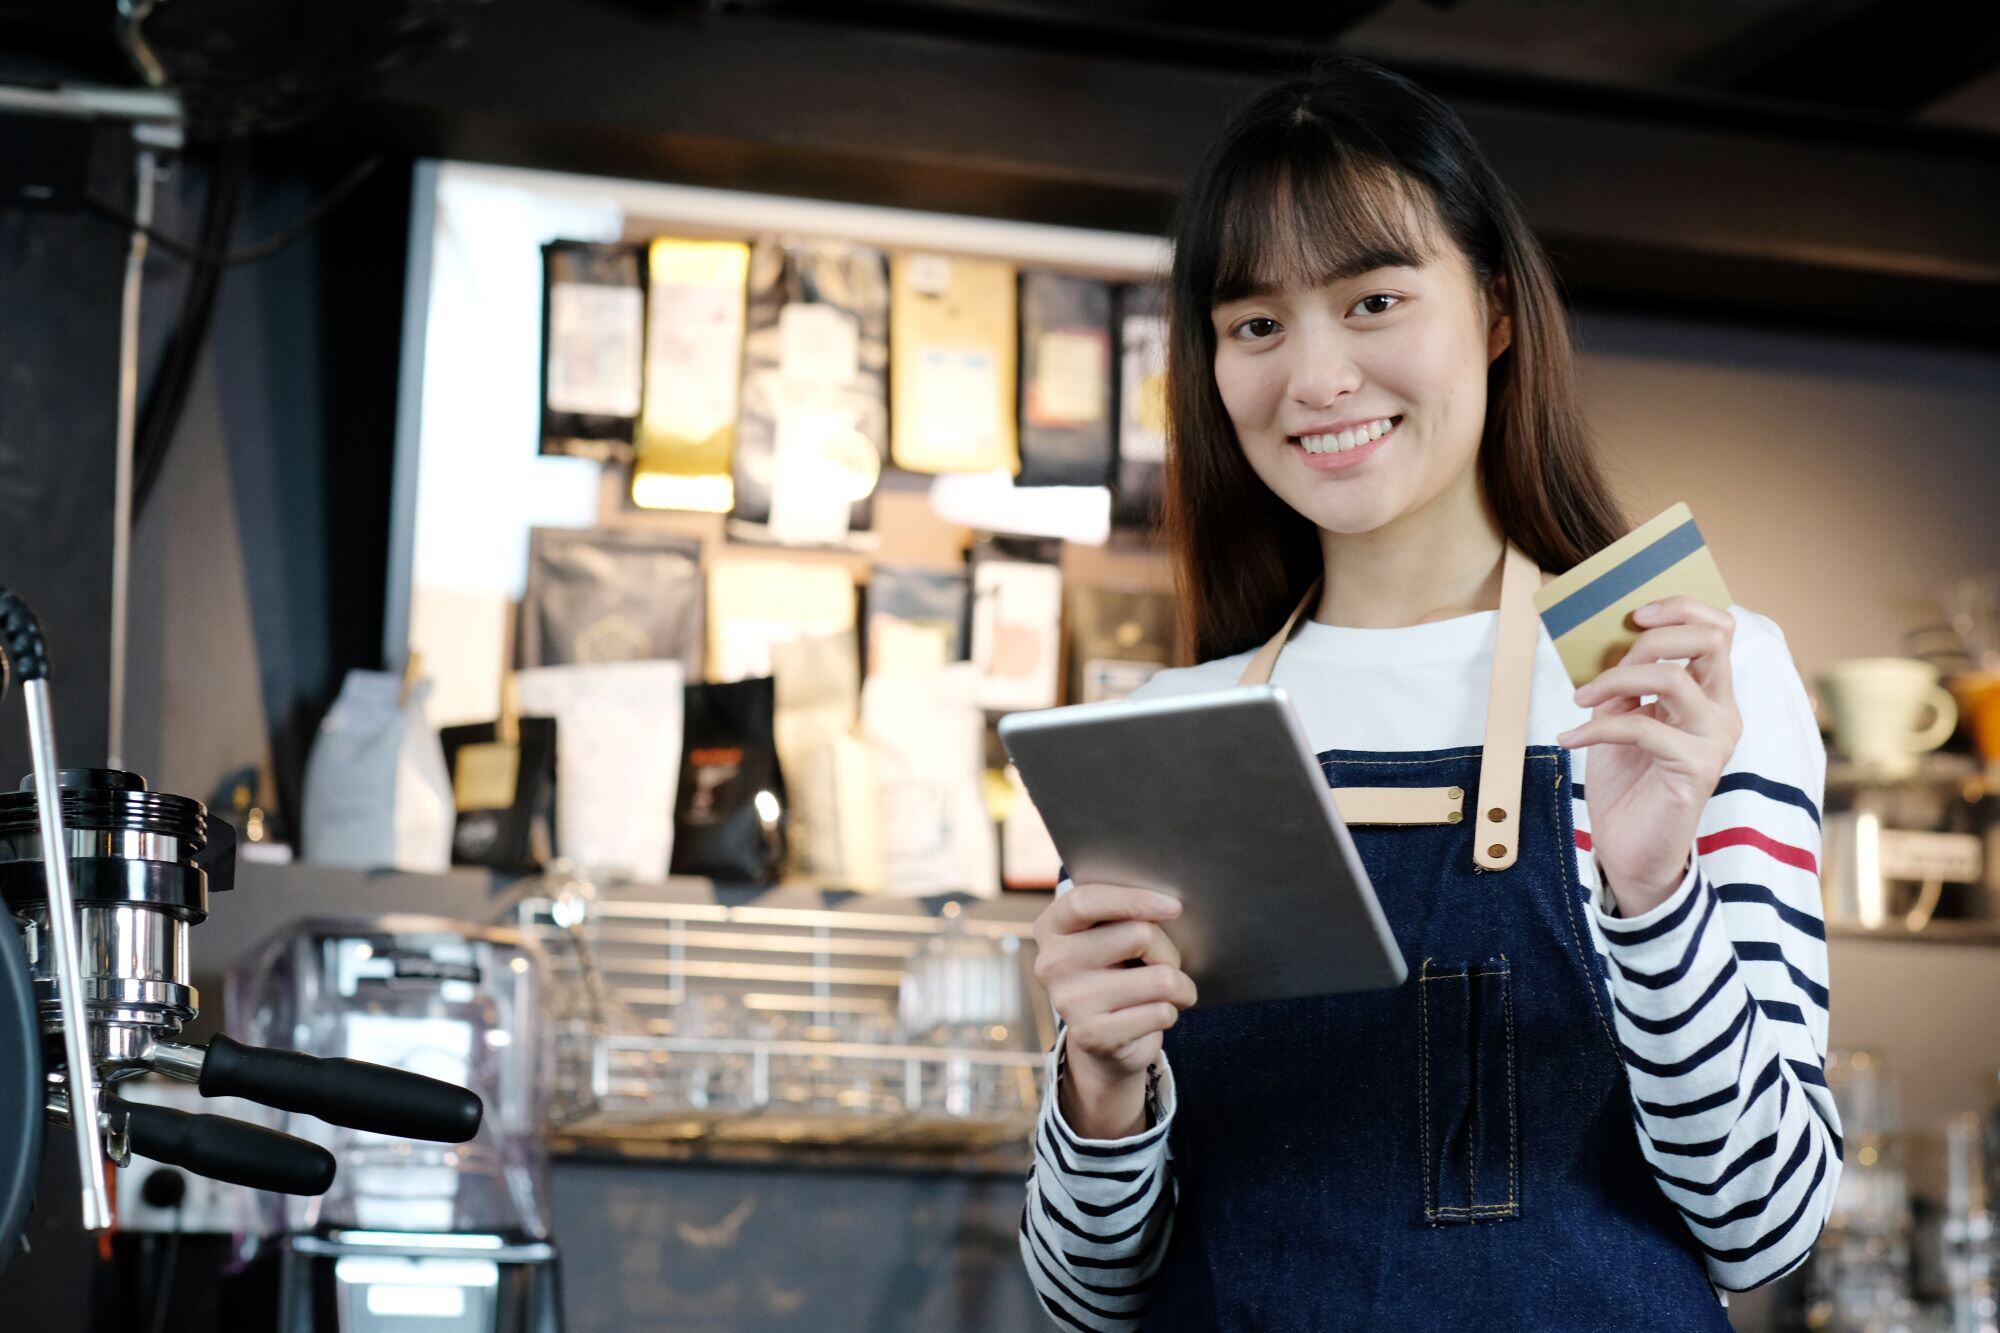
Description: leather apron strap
1235,543,1544,871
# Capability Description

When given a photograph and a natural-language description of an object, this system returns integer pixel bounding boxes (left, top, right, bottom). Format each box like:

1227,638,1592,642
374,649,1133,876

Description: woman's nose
1287,333,1365,409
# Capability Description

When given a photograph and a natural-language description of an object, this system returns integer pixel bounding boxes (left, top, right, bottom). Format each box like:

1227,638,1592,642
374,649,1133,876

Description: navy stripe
1787,1058,1828,1087
1037,1124,1148,1183
1653,1128,1780,1196
1612,882,1720,989
1541,518,1705,639
1032,1286,1103,1333
1695,1145,1828,1264
1714,772,1822,827
1715,884,1826,941
1038,1143,1159,1219
1057,1189,1175,1272
1789,1061,1845,1159
1599,866,1706,946
1620,998,1751,1078
1023,1214,1153,1319
1758,999,1806,1026
1733,942,1830,1009
1577,773,1821,829
1640,1083,1738,1119
1614,954,1737,1034
1638,1056,1783,1154
1048,1101,1170,1159
1639,1066,1753,1119
1039,1173,1172,1245
1022,1216,1156,1299
1063,1225,1171,1271
1715,1245,1813,1294
1026,1208,1157,1299
1678,1123,1816,1231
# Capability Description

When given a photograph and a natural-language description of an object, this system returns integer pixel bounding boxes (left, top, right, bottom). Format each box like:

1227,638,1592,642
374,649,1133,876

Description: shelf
1827,919,2000,946
1826,752,1990,796
509,874,1054,1156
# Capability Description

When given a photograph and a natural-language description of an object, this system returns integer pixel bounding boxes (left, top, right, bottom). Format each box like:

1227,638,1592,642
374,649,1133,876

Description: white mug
1814,657,1959,776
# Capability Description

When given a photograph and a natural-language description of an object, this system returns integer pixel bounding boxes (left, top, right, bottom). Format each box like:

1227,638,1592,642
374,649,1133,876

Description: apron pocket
1418,956,1520,1224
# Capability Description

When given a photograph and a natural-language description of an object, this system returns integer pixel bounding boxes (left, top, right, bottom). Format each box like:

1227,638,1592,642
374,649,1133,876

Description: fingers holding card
1534,502,1734,690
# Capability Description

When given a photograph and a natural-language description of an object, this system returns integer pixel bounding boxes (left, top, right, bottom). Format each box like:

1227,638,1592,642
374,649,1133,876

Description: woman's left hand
1555,597,1742,917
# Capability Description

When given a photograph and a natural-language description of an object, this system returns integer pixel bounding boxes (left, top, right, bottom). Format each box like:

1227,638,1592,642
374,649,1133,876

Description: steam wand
0,587,112,1229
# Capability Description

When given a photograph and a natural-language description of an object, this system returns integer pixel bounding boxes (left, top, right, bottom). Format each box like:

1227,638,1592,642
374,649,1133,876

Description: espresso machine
1821,754,1989,934
0,586,484,1275
231,916,562,1332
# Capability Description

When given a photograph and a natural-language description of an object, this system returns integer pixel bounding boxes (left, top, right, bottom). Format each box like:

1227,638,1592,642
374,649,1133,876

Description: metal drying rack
503,873,1053,1163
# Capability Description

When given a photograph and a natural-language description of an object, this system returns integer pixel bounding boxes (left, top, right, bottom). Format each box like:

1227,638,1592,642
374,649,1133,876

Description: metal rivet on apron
1447,787,1462,800
1487,807,1506,822
1448,811,1463,823
1488,842,1506,857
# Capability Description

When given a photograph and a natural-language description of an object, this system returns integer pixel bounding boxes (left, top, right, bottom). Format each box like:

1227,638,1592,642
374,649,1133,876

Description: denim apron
1144,544,1728,1330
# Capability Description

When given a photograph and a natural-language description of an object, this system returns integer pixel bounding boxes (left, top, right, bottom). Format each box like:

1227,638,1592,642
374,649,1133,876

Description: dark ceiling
4,0,1998,137
3,1,1998,344
719,0,2000,131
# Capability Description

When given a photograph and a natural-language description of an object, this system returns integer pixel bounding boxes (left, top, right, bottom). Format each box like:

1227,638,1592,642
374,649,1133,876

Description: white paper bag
861,662,997,897
1001,762,1063,890
513,660,685,881
302,670,454,872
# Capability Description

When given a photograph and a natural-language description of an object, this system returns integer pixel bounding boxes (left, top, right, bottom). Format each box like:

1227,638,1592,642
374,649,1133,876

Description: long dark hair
1162,54,1629,665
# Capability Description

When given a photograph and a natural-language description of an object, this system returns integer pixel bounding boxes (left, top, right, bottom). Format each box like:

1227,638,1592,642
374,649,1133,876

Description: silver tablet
998,683,1406,1007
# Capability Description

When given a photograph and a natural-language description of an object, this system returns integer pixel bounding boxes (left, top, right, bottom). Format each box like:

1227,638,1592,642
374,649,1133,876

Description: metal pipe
107,144,156,770
22,680,113,1229
0,83,180,124
144,1039,207,1084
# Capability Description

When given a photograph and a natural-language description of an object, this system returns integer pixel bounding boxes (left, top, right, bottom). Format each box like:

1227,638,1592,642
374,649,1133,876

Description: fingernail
1151,894,1181,915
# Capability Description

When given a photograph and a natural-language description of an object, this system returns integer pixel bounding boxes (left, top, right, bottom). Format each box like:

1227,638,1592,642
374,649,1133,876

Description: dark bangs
1160,57,1631,666
1191,131,1450,312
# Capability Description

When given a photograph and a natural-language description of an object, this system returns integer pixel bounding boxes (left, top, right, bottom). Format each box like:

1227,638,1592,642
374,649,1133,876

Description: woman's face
1209,227,1512,539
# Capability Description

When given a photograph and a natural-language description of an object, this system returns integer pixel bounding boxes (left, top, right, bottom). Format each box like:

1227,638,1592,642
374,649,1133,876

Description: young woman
1021,56,1840,1330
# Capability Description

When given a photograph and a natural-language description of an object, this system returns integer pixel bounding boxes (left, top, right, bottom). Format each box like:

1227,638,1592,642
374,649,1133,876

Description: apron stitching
1504,955,1519,1214
1419,956,1434,1223
1551,758,1620,1056
1469,985,1480,1209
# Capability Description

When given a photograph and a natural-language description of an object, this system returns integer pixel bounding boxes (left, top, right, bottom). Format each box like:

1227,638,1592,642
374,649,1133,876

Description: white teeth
1298,418,1395,454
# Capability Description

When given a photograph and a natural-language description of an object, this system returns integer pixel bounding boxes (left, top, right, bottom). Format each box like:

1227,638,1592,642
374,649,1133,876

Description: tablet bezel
999,684,1407,1007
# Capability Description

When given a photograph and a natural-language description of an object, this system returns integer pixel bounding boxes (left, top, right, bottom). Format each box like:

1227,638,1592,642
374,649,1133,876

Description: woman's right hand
1032,882,1198,1139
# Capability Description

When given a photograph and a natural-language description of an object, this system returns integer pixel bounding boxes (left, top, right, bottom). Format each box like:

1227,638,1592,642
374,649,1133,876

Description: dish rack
503,875,1053,1157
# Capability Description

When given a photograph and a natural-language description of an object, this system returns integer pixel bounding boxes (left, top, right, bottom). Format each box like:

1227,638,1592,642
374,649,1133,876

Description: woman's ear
1487,273,1514,363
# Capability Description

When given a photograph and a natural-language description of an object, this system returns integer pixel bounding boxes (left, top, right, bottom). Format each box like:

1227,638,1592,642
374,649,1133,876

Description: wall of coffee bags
373,163,1182,894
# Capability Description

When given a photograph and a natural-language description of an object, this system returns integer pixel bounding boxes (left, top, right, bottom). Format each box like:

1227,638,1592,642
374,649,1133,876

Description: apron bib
1143,544,1728,1330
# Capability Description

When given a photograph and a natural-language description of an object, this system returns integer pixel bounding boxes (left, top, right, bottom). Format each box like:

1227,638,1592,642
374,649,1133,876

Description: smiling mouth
1287,415,1403,456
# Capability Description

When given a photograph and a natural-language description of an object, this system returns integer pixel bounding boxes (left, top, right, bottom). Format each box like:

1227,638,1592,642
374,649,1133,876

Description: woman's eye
1234,317,1280,340
1352,293,1400,317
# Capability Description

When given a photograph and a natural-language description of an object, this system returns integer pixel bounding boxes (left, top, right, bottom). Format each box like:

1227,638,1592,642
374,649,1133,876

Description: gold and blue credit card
1532,502,1733,688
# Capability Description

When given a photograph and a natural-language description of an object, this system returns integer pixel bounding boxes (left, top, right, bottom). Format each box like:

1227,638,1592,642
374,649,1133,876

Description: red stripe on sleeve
1696,826,1818,874
1572,826,1815,874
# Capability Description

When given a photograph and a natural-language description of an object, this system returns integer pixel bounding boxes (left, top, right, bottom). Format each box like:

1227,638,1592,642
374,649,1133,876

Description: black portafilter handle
112,1098,336,1196
0,585,51,691
199,1034,484,1144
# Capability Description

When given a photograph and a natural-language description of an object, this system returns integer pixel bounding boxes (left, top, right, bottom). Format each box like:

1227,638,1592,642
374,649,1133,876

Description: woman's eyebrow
1216,253,1424,305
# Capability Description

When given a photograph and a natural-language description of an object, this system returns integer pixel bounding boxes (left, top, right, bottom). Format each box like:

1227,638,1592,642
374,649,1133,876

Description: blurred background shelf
1829,919,2000,946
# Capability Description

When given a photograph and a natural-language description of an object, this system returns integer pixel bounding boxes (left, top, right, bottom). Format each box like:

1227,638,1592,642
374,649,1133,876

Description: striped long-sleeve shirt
1022,602,1841,1329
